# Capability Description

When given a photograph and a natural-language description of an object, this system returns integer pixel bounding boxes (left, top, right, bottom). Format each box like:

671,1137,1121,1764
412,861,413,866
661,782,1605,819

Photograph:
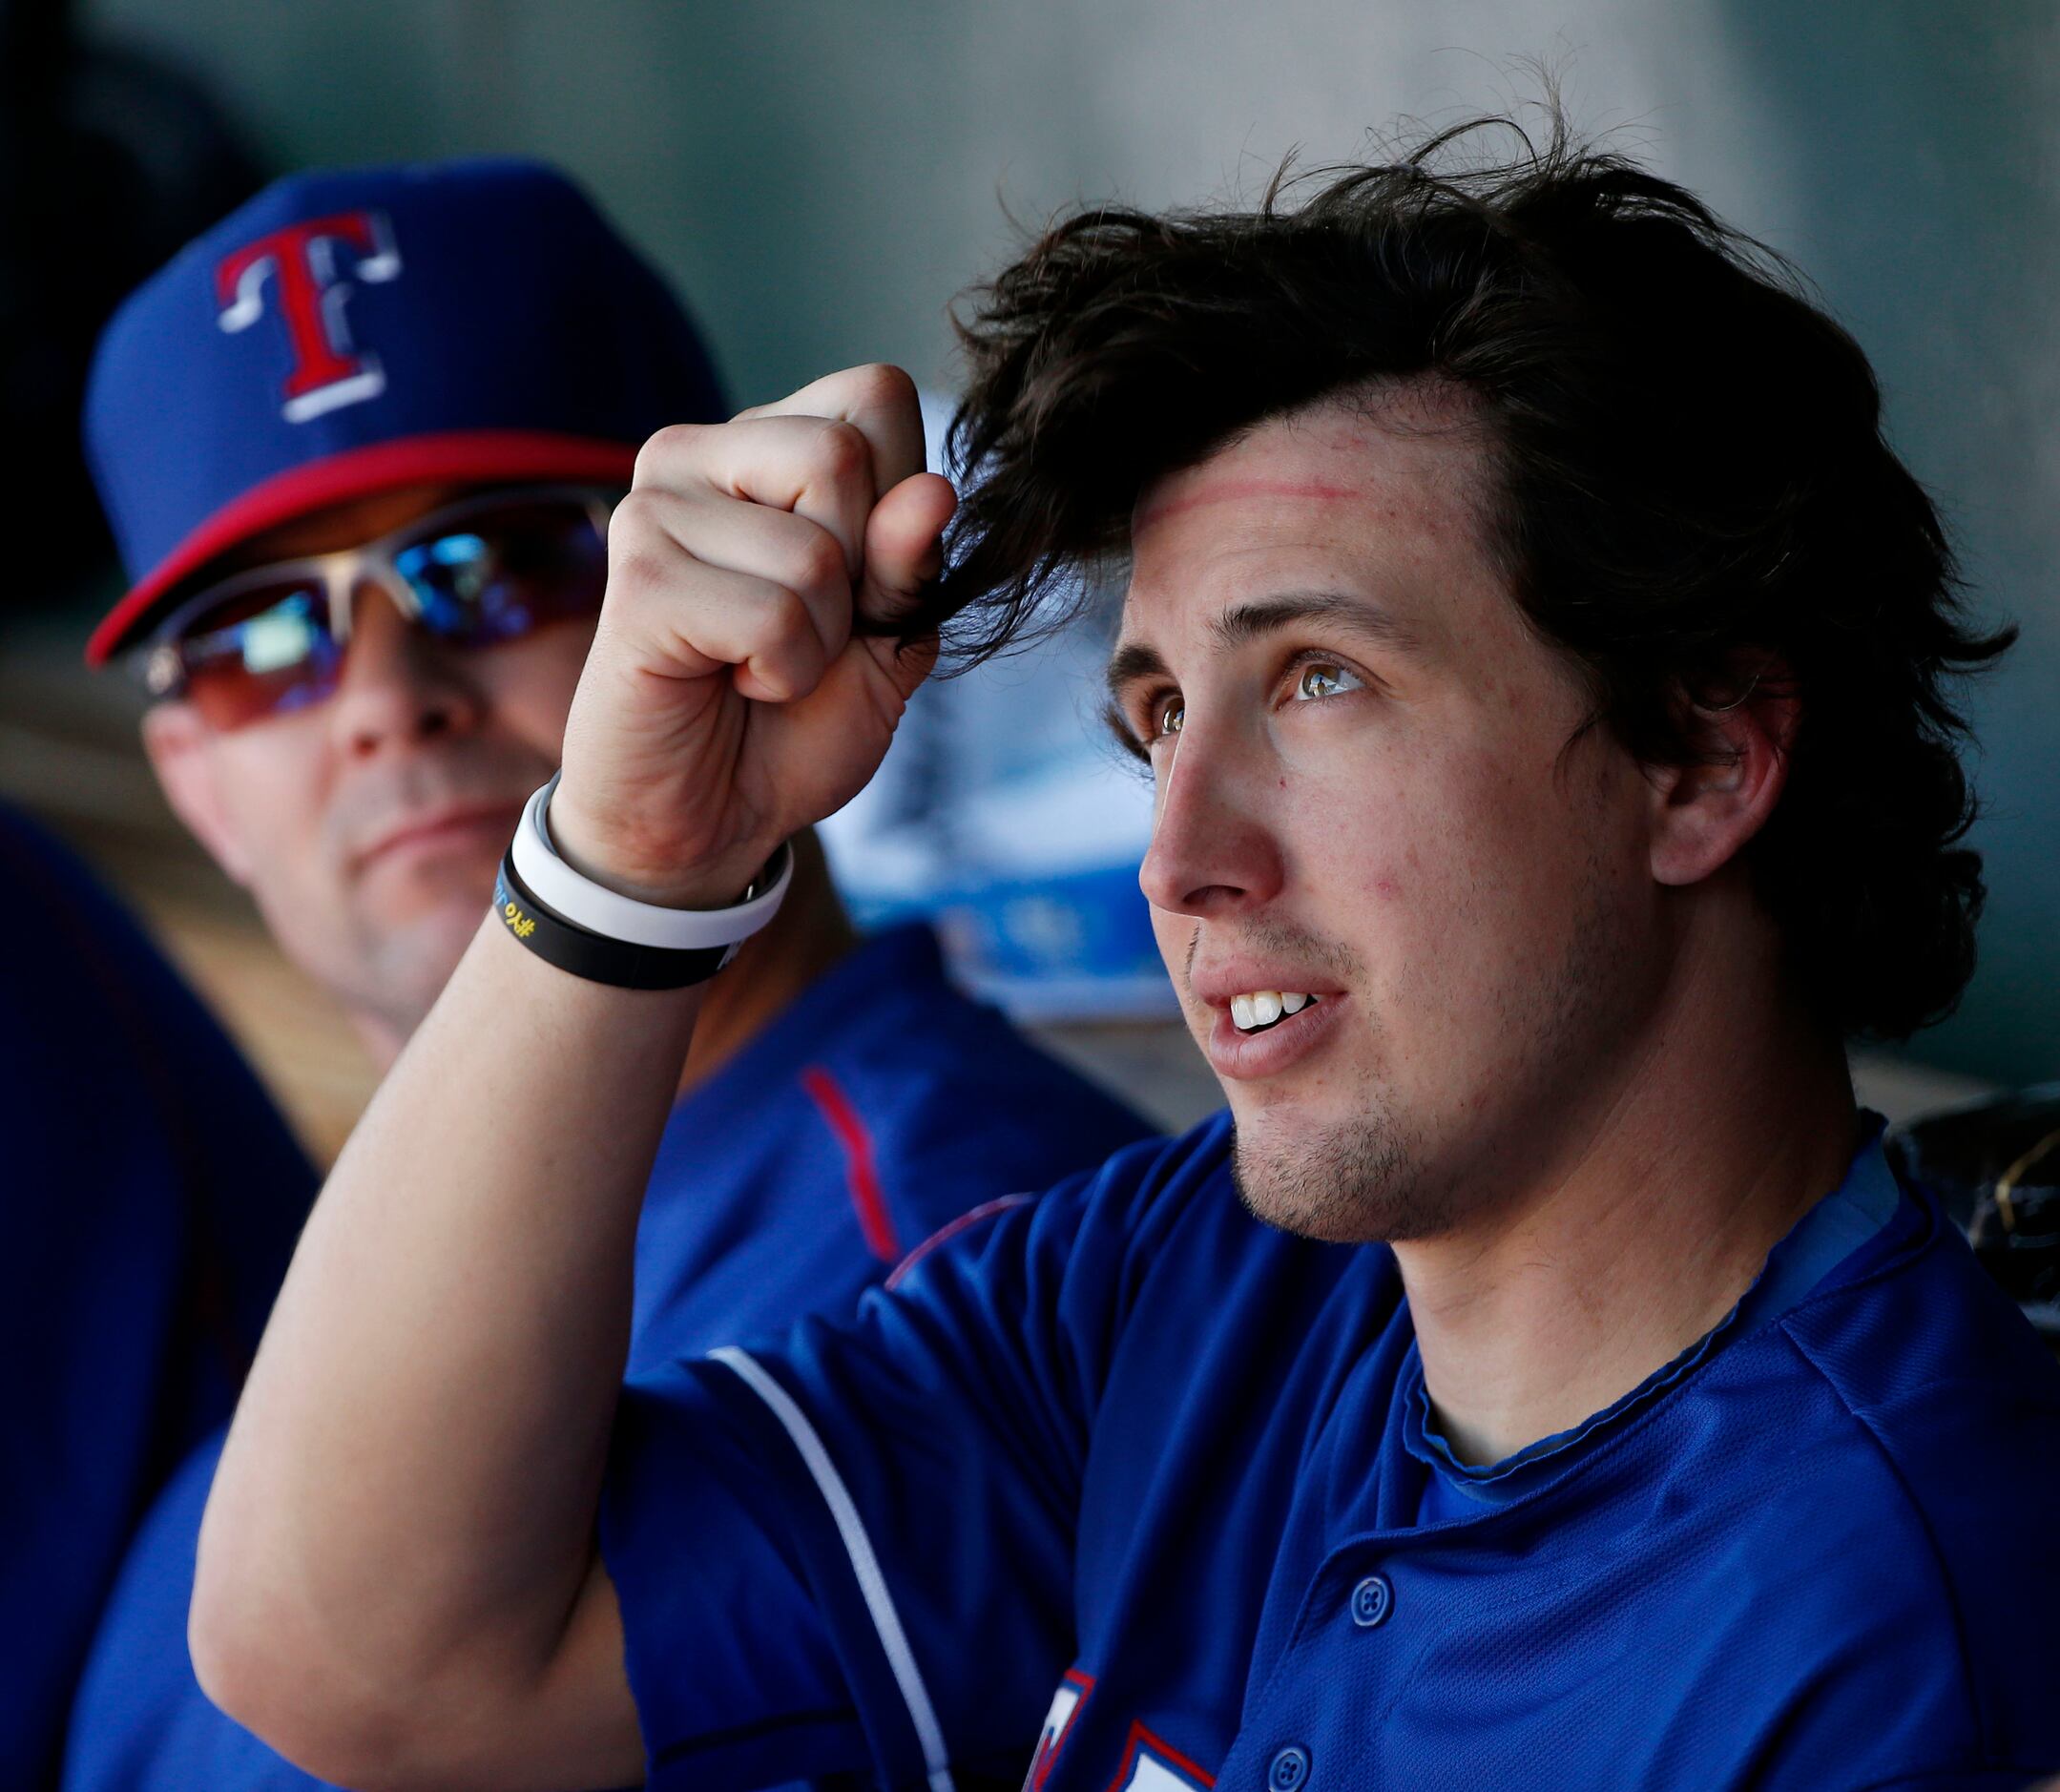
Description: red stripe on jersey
886,1193,1036,1292
1104,1719,1217,1792
1029,1667,1095,1790
801,1066,901,1262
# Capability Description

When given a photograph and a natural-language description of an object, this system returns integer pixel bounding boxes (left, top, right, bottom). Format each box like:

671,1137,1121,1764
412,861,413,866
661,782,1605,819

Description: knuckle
605,488,656,543
848,361,915,410
748,611,819,698
812,418,872,484
790,529,851,596
767,585,815,641
632,422,701,487
604,548,668,604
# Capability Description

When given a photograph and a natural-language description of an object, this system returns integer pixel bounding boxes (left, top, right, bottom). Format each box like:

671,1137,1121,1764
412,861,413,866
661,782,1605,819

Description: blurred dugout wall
17,0,2055,1134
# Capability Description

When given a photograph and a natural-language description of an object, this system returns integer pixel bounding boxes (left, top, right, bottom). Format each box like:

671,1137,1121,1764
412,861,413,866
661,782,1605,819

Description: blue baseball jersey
61,923,1151,1790
593,1112,2060,1791
0,806,315,1790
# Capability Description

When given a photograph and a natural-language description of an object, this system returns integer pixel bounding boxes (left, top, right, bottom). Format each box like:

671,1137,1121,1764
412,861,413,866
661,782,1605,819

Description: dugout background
3,0,2053,1151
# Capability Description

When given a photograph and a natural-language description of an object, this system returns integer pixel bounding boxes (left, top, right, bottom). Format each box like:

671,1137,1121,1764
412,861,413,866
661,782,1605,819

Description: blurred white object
1849,1052,1997,1127
819,393,1174,1020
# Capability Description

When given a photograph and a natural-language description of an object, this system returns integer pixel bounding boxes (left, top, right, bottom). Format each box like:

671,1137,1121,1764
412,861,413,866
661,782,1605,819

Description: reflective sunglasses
138,486,616,730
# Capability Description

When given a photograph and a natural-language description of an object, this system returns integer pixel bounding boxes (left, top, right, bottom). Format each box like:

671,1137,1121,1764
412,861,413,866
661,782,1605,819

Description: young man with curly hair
191,124,2060,1790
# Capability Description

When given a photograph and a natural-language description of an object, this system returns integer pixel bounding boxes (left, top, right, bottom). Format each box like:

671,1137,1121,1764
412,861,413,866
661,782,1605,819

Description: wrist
495,778,793,991
548,787,771,910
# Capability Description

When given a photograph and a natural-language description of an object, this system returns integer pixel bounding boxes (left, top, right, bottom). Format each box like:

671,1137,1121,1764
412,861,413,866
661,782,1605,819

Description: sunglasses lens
178,584,343,729
393,498,608,644
154,493,610,729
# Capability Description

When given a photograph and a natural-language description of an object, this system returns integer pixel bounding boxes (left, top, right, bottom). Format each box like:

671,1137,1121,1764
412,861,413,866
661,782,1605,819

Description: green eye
1295,662,1356,700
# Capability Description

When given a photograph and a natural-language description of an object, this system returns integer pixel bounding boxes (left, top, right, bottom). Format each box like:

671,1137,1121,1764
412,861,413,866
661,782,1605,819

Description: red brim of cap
86,428,642,666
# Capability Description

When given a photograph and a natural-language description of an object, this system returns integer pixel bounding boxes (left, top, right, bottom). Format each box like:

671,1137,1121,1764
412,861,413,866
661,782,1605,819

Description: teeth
1229,990,1317,1033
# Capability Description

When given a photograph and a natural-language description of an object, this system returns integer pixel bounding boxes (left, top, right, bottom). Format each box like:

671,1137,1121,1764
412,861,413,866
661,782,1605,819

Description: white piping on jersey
709,1345,958,1792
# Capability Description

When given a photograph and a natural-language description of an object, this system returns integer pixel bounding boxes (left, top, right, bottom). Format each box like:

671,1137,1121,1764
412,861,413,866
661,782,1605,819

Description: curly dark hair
921,115,2013,1041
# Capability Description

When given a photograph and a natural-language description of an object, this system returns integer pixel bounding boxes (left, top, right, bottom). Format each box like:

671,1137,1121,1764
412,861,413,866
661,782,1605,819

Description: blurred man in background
59,156,1148,1790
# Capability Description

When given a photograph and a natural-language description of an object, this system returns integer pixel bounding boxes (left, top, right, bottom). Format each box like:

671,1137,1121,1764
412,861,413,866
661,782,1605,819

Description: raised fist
551,365,957,906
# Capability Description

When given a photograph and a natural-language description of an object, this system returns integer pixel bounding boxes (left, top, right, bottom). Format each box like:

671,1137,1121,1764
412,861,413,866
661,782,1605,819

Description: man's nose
1136,721,1285,919
325,581,485,759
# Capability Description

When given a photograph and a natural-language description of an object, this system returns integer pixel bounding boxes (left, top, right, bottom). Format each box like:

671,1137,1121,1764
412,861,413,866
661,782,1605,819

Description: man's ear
140,702,255,886
1645,657,1800,889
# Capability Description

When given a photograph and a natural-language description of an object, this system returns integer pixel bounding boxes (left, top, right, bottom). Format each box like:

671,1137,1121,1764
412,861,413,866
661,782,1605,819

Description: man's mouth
358,802,525,869
1227,990,1322,1035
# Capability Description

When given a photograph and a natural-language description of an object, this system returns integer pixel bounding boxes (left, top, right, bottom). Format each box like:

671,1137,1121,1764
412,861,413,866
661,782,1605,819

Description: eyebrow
1104,638,1170,699
1212,589,1417,654
1104,588,1417,700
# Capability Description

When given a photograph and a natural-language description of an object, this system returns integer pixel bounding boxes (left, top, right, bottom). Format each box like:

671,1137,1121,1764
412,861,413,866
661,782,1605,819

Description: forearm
192,367,951,1788
194,911,697,1769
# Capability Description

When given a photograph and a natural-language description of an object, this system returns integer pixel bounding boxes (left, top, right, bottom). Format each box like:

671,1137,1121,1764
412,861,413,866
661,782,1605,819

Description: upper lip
356,800,524,867
1189,959,1347,1010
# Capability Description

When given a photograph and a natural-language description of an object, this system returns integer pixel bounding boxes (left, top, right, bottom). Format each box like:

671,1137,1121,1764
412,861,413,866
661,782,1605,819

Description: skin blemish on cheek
1374,877,1402,899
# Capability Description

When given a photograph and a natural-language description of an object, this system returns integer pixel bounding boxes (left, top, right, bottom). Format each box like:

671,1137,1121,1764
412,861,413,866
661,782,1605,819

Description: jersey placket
1214,1534,1440,1792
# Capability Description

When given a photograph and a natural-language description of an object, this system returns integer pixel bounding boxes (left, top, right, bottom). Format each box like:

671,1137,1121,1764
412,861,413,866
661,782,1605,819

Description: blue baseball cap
83,156,726,665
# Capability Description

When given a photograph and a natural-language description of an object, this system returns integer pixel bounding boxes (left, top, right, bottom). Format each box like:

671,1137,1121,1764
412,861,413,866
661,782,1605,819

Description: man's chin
343,890,499,1033
358,840,502,925
1227,1099,1441,1244
399,892,496,967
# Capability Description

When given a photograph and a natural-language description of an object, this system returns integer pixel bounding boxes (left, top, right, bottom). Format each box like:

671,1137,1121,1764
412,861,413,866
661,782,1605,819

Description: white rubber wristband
509,774,793,951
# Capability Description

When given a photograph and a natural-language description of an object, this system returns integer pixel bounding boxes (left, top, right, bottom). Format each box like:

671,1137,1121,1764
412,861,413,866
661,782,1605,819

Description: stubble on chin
1228,1091,1444,1243
280,865,493,1066
359,893,492,1041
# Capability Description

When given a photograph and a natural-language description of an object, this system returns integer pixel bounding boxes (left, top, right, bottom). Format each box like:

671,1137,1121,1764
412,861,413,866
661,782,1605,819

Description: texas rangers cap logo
215,210,402,422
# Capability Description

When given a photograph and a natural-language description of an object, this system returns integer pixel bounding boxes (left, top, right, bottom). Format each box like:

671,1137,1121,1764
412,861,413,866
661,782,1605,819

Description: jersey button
1350,1573,1393,1628
1267,1744,1312,1792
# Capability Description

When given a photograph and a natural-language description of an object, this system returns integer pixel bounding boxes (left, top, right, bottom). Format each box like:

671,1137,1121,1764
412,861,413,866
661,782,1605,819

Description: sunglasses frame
137,483,619,704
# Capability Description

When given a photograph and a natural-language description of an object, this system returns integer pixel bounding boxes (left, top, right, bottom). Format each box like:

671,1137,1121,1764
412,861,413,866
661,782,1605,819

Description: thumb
864,629,941,706
857,471,957,631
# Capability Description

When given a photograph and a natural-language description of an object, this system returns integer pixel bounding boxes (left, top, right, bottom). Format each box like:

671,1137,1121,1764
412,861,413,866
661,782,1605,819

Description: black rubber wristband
493,854,736,990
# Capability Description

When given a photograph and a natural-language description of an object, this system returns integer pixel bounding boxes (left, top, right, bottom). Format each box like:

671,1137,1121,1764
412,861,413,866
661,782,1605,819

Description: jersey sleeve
600,1124,1219,1791
841,1036,1155,1259
786,934,1155,1267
